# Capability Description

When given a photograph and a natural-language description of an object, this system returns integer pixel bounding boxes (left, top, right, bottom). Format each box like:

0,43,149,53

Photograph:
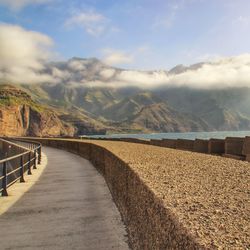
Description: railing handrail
0,151,30,164
2,137,41,151
0,138,42,196
0,138,32,152
8,137,41,146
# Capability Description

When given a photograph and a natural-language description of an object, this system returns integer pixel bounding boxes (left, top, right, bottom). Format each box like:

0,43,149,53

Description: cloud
1,25,250,90
0,23,55,84
101,46,151,67
169,54,250,89
99,68,116,79
102,49,134,65
65,11,112,36
115,54,250,89
84,54,250,89
0,0,52,11
68,60,86,71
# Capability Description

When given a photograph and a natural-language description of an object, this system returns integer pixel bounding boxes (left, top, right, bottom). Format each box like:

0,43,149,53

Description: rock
0,86,75,137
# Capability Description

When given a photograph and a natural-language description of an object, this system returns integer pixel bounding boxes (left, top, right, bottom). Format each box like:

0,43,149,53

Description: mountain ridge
1,57,250,136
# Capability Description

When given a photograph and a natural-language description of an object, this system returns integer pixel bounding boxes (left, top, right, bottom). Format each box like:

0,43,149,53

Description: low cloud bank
167,55,250,89
85,54,250,89
1,24,250,89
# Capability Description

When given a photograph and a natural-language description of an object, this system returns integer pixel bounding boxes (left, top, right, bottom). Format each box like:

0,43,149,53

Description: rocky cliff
0,85,75,137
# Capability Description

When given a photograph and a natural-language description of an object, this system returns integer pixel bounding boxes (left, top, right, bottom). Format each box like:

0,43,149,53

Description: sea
87,131,250,140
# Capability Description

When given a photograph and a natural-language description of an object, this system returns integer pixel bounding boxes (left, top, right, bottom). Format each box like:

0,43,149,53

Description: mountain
124,103,210,132
155,87,250,131
102,92,162,121
2,57,250,136
0,85,74,137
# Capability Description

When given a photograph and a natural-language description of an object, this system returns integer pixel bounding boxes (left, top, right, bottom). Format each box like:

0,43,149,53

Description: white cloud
0,0,52,11
51,67,71,80
65,11,111,36
0,23,55,84
1,25,250,90
170,54,250,89
102,49,134,66
85,54,250,89
68,60,86,71
99,69,116,79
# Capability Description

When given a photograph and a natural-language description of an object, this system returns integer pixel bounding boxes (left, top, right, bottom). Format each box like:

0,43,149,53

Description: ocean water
88,131,250,140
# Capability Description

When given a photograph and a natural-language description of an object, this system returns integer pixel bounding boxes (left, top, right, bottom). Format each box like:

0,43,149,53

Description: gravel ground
83,140,250,249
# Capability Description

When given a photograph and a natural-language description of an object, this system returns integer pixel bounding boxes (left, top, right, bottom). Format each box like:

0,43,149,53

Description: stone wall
193,139,209,153
29,138,206,249
242,136,250,161
176,139,194,151
224,137,245,160
161,139,177,149
150,139,177,148
208,139,225,155
85,136,250,162
25,138,250,249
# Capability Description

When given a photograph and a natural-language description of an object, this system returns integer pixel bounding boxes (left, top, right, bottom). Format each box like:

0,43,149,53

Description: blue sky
0,0,250,69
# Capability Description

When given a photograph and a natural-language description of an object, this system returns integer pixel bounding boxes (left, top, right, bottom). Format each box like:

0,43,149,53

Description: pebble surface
82,140,250,249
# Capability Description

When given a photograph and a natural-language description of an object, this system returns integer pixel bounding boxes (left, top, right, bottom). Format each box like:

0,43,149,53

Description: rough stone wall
29,138,207,249
25,138,250,249
176,139,194,151
225,137,245,156
149,139,177,148
242,136,250,156
85,136,250,162
161,139,177,149
208,139,225,155
193,139,209,153
121,138,150,145
150,139,164,147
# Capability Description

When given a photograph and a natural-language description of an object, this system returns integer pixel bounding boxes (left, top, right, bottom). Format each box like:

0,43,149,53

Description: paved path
0,147,129,250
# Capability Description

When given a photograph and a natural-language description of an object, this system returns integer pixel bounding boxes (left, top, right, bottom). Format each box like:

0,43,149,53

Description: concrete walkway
0,147,129,250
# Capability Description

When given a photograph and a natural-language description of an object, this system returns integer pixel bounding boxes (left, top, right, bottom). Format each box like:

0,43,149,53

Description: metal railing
0,138,42,196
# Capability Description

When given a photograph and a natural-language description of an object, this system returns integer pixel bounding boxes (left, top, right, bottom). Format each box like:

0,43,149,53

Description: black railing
0,138,42,196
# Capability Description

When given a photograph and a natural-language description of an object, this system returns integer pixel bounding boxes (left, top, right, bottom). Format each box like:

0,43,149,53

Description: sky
1,0,250,70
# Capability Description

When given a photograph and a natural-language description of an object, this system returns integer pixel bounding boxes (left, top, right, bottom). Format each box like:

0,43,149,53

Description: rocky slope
125,103,210,132
0,85,74,137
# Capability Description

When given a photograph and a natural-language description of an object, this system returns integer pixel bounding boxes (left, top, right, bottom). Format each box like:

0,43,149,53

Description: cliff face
0,104,29,136
0,86,75,137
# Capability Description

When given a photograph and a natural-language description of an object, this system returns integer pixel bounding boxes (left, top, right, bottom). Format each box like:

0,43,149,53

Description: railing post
27,152,32,175
20,155,25,183
2,162,8,196
33,149,37,169
38,146,41,165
